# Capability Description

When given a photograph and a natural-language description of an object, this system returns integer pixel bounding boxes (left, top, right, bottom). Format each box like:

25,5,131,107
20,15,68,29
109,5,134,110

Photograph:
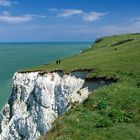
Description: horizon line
0,41,92,43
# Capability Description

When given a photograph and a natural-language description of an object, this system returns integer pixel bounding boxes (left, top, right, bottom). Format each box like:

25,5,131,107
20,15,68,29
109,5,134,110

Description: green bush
97,100,108,110
108,109,125,123
124,112,135,122
96,118,113,128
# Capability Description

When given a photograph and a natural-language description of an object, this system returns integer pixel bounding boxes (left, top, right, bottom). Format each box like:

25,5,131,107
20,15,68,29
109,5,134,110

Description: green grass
20,33,140,83
24,33,140,140
39,82,140,140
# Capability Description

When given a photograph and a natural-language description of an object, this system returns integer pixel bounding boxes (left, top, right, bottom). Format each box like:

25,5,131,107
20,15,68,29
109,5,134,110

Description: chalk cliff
0,71,90,140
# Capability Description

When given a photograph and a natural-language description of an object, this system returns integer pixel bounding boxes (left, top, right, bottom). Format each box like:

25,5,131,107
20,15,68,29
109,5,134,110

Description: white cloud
0,11,46,24
0,0,18,7
58,9,83,17
97,19,140,35
49,8,106,22
0,12,33,23
48,8,58,12
68,18,140,37
83,12,106,21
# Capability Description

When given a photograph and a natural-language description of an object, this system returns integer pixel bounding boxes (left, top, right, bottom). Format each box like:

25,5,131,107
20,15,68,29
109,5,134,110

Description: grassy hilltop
21,33,140,84
24,33,140,140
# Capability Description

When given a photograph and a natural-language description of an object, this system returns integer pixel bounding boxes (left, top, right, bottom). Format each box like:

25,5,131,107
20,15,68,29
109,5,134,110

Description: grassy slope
24,33,140,140
21,34,140,84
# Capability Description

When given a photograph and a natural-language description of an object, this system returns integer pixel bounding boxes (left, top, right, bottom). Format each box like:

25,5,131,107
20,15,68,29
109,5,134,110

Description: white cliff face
0,71,90,140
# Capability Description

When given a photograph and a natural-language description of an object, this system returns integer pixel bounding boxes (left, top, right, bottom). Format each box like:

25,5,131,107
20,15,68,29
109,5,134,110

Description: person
56,60,61,64
59,60,61,64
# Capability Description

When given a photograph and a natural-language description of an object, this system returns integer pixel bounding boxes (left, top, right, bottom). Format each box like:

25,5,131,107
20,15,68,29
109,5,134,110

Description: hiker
59,60,61,64
56,60,61,64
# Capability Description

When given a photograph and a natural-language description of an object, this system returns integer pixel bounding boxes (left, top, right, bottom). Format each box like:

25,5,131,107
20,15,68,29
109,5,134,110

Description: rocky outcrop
0,71,90,140
0,71,113,140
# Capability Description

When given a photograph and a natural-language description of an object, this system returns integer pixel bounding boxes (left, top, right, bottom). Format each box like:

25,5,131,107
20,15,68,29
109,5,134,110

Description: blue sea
0,42,90,110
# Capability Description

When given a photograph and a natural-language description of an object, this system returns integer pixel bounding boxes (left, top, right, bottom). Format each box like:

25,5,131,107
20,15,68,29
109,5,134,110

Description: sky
0,0,140,42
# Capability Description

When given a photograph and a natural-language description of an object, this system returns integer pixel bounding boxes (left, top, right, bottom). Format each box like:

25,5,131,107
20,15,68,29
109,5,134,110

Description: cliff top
20,33,140,83
18,33,140,139
40,33,140,139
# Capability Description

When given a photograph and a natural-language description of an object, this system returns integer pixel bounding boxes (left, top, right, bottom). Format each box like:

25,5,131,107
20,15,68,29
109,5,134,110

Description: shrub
137,82,140,87
83,98,94,109
108,109,125,123
97,100,108,110
96,118,113,128
111,39,134,47
124,112,135,122
94,38,103,44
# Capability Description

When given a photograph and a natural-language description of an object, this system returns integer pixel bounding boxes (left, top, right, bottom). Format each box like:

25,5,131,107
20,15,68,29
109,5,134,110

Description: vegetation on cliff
23,33,140,140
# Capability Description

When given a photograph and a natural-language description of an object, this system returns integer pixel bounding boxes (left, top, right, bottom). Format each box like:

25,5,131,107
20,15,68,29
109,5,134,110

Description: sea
0,42,91,110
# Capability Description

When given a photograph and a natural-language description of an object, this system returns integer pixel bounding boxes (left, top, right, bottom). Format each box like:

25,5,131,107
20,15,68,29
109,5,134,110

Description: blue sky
0,0,140,42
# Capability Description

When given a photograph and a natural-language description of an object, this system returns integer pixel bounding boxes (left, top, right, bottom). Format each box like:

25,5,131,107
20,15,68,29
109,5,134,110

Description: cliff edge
0,71,92,139
0,33,140,140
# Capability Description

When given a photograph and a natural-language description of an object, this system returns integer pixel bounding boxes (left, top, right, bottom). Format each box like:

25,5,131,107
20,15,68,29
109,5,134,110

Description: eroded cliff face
0,70,114,140
0,71,90,140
